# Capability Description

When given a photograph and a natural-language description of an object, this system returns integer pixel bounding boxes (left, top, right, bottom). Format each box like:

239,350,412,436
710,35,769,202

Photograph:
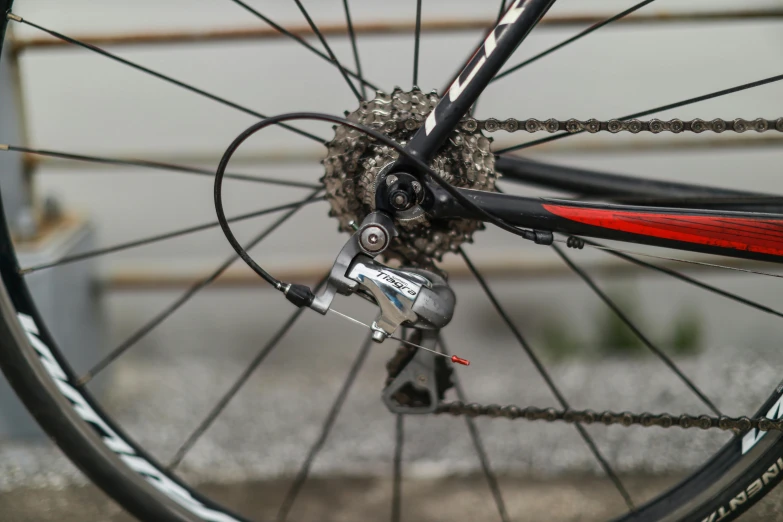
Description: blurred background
1,0,783,520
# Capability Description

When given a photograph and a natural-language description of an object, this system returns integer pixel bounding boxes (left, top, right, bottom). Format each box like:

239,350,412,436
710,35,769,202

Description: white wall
6,0,783,358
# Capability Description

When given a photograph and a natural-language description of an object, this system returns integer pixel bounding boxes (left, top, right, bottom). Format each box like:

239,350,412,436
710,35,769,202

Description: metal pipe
11,9,783,52
23,135,783,172
100,253,780,291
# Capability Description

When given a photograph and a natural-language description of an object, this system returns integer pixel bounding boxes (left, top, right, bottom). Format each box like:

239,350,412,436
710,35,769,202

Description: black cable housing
214,112,541,302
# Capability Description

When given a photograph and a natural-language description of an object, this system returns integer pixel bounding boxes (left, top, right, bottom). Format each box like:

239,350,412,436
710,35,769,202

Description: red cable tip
451,355,470,366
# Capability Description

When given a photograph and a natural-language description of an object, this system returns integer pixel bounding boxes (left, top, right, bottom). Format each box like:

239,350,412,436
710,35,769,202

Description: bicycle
2,0,783,520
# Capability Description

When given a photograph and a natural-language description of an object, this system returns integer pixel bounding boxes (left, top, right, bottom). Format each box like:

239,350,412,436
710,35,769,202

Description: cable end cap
451,355,470,366
284,283,315,308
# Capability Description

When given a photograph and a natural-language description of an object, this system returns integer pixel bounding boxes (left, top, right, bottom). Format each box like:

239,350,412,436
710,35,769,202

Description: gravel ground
3,282,783,520
6,474,783,522
0,345,780,522
1,348,769,492
0,474,688,522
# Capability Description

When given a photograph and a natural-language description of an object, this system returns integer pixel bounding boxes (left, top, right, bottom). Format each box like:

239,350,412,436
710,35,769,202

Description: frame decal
544,204,783,257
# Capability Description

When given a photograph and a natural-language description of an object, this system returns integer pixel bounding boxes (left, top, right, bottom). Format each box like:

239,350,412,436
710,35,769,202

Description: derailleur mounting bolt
359,225,389,253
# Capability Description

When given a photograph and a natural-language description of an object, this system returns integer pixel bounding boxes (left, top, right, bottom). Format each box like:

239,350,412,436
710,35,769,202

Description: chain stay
435,401,783,432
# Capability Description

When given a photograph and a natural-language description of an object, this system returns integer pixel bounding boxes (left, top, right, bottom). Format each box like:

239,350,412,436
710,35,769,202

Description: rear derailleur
305,211,456,414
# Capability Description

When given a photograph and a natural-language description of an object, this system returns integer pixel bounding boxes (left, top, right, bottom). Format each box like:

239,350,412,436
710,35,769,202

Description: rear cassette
322,88,499,266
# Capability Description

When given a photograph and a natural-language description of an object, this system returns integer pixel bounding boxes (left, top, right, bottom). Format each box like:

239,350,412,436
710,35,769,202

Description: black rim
2,2,783,521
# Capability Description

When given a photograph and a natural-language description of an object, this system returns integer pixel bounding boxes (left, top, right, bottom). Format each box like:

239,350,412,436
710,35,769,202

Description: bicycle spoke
439,336,510,522
76,189,322,386
413,0,423,87
459,247,635,511
0,145,321,188
557,238,783,280
552,244,721,416
8,15,326,144
342,0,367,100
498,70,783,153
585,238,783,319
167,275,327,470
19,197,325,275
228,0,378,92
497,0,508,22
492,0,657,84
276,332,373,522
468,0,504,116
391,413,403,522
292,0,363,102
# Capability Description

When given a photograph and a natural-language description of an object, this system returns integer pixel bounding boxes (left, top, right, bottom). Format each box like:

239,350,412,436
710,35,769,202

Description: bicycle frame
392,0,783,264
401,0,556,164
442,189,783,263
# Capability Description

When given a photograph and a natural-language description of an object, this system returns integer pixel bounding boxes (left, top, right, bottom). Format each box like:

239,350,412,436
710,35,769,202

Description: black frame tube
447,188,783,264
493,155,781,211
494,155,751,199
397,0,556,166
0,1,13,42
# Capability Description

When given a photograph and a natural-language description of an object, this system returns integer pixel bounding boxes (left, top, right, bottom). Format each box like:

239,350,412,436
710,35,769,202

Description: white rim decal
17,312,241,522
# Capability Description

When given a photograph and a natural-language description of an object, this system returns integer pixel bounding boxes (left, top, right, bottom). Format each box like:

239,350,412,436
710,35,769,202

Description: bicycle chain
386,340,782,433
462,116,783,134
433,401,783,432
387,115,783,430
435,401,783,432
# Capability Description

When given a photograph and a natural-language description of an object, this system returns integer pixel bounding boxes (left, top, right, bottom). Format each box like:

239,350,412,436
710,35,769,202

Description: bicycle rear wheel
3,1,783,521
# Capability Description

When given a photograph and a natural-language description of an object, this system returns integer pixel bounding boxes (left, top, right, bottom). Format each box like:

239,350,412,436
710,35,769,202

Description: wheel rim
2,2,783,521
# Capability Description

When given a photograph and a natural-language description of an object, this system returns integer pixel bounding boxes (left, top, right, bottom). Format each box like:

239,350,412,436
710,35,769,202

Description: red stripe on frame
543,204,783,257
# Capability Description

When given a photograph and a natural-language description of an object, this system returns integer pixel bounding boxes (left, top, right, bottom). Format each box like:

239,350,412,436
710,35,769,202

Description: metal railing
102,252,783,290
7,6,781,287
11,9,783,51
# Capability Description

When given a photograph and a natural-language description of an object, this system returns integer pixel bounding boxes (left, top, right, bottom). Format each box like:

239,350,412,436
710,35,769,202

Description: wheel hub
322,87,499,265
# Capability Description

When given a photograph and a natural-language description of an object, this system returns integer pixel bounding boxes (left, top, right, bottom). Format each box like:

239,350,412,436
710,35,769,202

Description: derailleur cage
383,329,454,414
